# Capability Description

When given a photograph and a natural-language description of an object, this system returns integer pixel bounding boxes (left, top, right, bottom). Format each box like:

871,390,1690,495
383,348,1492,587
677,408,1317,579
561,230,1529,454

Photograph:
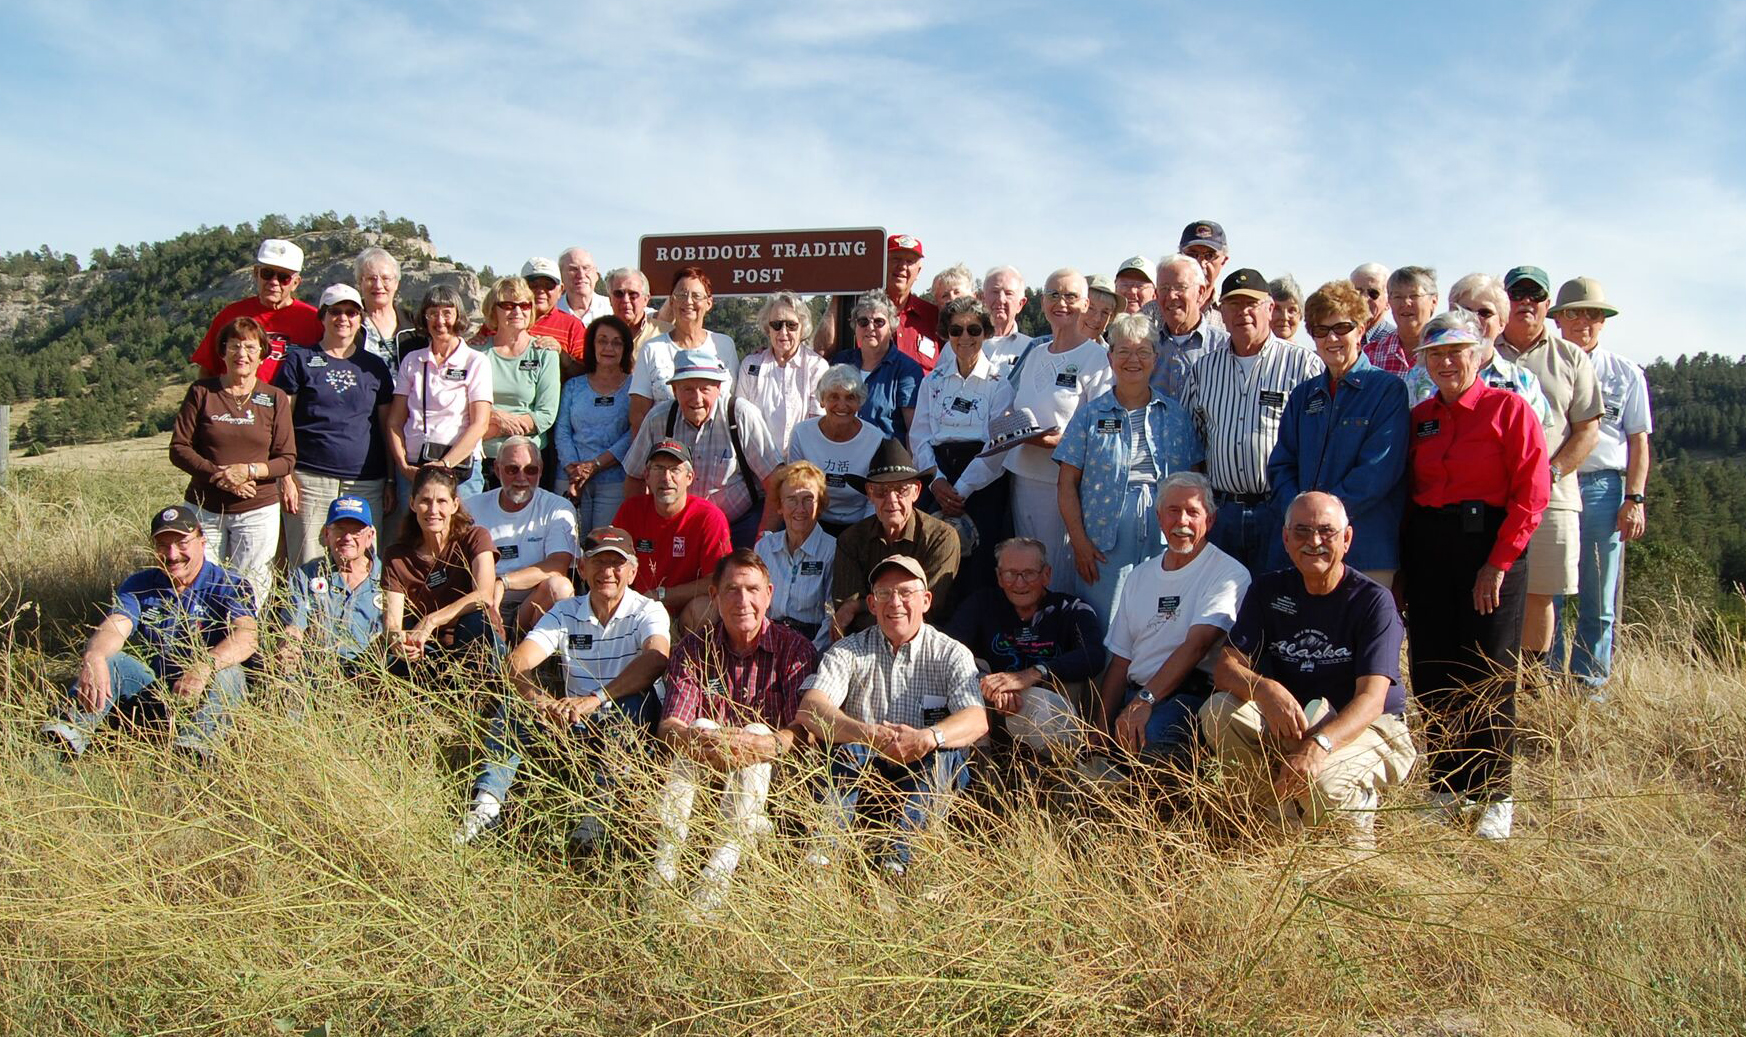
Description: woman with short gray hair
786,363,883,535
354,246,415,365
838,290,922,441
737,291,828,453
1268,274,1308,346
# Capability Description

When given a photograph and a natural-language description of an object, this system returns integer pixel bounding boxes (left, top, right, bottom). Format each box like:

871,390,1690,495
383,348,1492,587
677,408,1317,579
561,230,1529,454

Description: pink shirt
395,345,494,460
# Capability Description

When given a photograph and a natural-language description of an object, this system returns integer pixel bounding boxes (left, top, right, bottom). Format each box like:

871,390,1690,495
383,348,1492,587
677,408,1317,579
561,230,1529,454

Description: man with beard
464,436,578,633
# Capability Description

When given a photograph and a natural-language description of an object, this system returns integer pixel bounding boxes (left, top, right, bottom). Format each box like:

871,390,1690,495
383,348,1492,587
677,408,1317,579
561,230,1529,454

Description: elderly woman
1268,274,1310,347
836,289,922,441
929,263,976,306
474,276,561,489
1266,280,1411,585
1081,274,1121,343
1404,274,1551,423
273,284,397,570
628,266,736,435
1402,309,1549,842
170,316,297,611
735,291,827,454
387,285,493,509
754,461,838,648
1055,313,1203,630
787,364,884,536
355,246,416,365
555,314,636,531
382,465,502,668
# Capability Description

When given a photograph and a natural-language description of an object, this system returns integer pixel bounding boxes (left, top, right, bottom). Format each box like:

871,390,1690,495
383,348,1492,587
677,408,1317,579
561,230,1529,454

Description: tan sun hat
1548,276,1619,318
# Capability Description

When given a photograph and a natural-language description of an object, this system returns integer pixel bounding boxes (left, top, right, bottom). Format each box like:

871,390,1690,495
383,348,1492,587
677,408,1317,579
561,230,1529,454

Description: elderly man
1102,473,1251,765
522,257,587,371
946,537,1107,760
652,549,819,908
831,439,961,637
1202,492,1416,846
43,505,258,761
1548,277,1651,694
1115,256,1156,315
612,438,732,622
1179,221,1231,329
1494,265,1604,676
814,234,940,371
800,555,988,873
189,238,322,383
464,436,578,633
1181,269,1324,572
980,265,1032,369
1403,273,1551,423
1363,266,1438,375
622,348,783,549
557,246,612,326
279,495,383,671
458,526,671,846
1349,262,1396,354
605,267,669,351
1143,253,1230,400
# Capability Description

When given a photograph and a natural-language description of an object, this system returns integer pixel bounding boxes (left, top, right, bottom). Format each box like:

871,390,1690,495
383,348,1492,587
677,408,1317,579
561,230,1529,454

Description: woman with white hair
929,263,976,306
354,246,417,365
786,364,884,535
837,290,923,442
1402,273,1551,423
735,291,827,454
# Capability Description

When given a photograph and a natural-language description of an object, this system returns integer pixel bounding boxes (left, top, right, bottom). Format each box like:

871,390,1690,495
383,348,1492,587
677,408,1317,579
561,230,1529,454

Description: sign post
638,227,887,298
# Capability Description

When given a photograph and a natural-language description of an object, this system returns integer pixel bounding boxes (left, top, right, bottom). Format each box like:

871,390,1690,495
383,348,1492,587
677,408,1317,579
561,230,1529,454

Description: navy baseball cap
326,495,374,527
1179,220,1228,254
150,504,201,539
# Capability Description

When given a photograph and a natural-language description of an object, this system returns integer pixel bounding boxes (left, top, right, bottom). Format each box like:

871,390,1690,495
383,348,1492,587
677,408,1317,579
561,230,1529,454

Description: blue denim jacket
839,346,922,443
1266,356,1410,570
1054,388,1204,551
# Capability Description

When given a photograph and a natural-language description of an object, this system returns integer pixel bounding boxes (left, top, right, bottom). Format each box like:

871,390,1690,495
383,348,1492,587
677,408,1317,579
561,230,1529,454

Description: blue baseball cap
326,495,374,527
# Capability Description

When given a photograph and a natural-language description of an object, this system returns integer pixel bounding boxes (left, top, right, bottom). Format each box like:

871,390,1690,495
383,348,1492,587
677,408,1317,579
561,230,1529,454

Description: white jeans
1011,474,1072,592
653,719,775,887
283,469,389,571
193,504,280,610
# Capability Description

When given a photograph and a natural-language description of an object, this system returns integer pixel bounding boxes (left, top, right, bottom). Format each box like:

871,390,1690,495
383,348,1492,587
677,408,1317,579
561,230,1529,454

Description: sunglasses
856,317,888,329
1507,286,1549,303
768,319,800,331
1309,321,1359,339
1356,287,1382,300
496,300,534,312
257,268,295,284
948,324,986,337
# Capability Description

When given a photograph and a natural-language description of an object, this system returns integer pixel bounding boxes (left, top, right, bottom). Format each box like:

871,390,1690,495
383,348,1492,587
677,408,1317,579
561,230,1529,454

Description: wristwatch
1549,461,1565,481
1033,662,1052,683
1624,493,1646,504
1136,687,1158,705
1311,733,1334,754
929,726,946,749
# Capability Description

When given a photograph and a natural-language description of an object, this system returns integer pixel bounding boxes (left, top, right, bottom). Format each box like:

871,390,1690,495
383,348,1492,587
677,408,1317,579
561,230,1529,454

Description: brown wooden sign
638,227,887,297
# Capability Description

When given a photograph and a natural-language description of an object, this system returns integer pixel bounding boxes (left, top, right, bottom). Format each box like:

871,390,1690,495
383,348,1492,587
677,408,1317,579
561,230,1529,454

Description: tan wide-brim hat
1549,276,1619,318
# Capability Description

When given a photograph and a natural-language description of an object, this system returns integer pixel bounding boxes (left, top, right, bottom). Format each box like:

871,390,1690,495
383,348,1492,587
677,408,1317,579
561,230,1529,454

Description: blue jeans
473,688,658,805
1122,681,1209,764
821,742,969,868
574,477,627,532
1078,481,1162,639
44,653,248,759
1552,470,1625,686
1208,498,1277,574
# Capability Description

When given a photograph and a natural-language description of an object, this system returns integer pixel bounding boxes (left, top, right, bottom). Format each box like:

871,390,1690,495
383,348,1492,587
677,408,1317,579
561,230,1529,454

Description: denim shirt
1153,320,1231,400
1266,356,1410,570
1053,388,1204,551
554,374,633,484
283,555,384,661
839,345,922,442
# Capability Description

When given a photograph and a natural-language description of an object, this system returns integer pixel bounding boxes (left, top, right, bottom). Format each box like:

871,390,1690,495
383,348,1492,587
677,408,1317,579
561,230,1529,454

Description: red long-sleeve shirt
1408,379,1549,571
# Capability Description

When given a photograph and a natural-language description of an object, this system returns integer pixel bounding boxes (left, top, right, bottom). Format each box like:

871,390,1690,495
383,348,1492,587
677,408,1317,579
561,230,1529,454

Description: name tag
1414,419,1441,438
1055,372,1078,389
1306,396,1326,415
441,367,467,381
308,355,329,368
672,536,687,557
746,364,760,376
567,633,594,650
921,693,949,727
1604,402,1622,422
1259,390,1285,409
1157,595,1180,618
594,395,614,407
499,544,520,560
799,560,824,576
1095,417,1122,434
518,357,541,371
427,569,449,588
252,392,274,407
636,538,655,553
950,397,976,413
826,473,847,487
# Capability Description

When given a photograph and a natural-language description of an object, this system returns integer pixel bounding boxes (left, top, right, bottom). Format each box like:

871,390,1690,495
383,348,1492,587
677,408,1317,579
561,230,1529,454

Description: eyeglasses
223,340,263,354
1559,308,1607,321
1288,524,1346,541
611,289,645,300
1507,285,1549,304
326,307,362,320
496,300,533,312
1110,347,1156,361
855,317,888,329
1356,287,1382,300
768,319,800,331
867,481,915,499
496,463,540,475
1308,321,1359,339
1045,291,1083,304
672,291,710,303
948,324,986,337
1387,292,1431,305
870,587,925,604
258,268,295,284
997,567,1044,582
528,279,560,291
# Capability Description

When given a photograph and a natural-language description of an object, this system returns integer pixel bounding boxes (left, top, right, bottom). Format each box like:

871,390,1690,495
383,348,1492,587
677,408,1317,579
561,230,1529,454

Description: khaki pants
1199,692,1415,828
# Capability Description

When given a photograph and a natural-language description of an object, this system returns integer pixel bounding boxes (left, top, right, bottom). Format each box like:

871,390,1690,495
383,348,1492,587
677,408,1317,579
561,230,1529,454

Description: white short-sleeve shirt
788,418,883,527
1105,543,1251,686
523,589,670,698
463,487,578,608
630,332,737,405
1579,346,1653,474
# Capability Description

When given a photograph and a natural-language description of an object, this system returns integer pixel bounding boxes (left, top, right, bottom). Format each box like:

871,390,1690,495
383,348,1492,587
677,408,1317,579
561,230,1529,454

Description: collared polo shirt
1496,326,1603,511
284,556,383,660
530,308,587,363
525,589,670,699
394,344,494,462
1181,337,1324,496
804,622,982,728
622,396,783,522
111,558,256,681
1407,380,1550,571
1053,388,1203,552
735,346,829,454
663,619,819,729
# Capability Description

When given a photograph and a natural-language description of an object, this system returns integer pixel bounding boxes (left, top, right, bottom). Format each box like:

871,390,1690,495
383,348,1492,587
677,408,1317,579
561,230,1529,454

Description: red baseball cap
886,233,924,258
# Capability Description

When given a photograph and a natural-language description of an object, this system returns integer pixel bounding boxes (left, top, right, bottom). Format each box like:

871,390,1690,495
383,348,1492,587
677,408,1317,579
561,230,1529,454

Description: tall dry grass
1,468,1743,1036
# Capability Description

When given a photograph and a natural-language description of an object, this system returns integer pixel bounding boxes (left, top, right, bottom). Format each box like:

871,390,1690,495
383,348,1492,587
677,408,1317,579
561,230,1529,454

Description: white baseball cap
520,257,561,283
319,284,363,309
256,238,304,273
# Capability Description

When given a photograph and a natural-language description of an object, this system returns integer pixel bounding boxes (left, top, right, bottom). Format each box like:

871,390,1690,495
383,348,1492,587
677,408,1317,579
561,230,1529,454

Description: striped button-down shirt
524,589,670,699
663,619,818,729
755,525,837,647
735,347,829,454
623,397,783,522
1181,336,1324,496
804,621,982,728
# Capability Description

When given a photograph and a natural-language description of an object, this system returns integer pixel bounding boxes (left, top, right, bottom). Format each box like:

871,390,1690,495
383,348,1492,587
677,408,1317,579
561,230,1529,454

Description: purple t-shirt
1227,567,1406,716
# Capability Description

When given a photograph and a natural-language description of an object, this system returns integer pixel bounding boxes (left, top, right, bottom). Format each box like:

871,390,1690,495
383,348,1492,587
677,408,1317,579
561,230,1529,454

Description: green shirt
476,343,561,457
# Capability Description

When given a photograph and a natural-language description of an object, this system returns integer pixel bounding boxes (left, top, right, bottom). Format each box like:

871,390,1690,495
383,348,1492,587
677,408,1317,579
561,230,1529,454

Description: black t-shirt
944,588,1106,682
1227,567,1406,715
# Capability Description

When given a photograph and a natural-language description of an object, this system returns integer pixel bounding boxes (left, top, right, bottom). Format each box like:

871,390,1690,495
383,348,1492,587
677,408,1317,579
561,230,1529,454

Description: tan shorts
1525,509,1579,596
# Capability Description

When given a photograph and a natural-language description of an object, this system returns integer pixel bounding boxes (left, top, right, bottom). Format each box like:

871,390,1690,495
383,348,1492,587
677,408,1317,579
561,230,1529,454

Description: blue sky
3,0,1743,364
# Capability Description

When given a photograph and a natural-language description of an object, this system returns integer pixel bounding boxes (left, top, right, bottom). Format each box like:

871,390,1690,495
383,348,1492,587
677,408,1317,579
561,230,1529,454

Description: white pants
283,469,389,571
1011,474,1072,592
653,719,776,887
193,504,280,610
1006,685,1086,754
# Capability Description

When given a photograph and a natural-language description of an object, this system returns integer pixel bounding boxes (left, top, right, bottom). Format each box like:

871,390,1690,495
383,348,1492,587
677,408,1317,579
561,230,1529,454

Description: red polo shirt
1408,379,1549,570
532,307,587,362
893,293,940,372
611,493,733,595
189,297,323,383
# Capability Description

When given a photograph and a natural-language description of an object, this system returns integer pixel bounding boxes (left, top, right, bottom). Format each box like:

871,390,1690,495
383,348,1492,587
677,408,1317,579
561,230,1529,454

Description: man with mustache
464,436,578,634
1201,491,1416,849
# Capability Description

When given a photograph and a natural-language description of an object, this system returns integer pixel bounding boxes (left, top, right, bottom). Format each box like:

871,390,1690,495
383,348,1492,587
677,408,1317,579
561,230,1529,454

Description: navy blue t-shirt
944,587,1107,683
112,558,256,682
272,345,395,479
1227,567,1406,715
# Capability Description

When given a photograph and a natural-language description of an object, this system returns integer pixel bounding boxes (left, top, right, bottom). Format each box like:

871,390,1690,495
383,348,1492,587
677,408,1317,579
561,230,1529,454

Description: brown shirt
830,507,961,634
169,379,297,513
382,524,497,629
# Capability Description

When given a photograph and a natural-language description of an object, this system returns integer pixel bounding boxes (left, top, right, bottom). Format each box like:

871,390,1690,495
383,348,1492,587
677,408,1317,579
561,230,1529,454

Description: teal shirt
476,343,561,457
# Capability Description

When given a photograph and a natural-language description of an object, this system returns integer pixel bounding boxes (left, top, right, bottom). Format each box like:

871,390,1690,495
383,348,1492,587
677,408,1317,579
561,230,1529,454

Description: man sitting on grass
43,504,258,762
1202,491,1417,848
278,495,383,675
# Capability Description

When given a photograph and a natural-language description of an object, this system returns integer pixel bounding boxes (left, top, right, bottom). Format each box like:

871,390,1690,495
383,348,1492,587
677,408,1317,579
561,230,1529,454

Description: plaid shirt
663,619,818,729
1363,330,1413,375
805,622,982,728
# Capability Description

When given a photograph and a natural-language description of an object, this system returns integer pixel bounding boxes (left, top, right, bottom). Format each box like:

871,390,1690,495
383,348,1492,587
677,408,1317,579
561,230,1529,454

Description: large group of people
46,226,1656,901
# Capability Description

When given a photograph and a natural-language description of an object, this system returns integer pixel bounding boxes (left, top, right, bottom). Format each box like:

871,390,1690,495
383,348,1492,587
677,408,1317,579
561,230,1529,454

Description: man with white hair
1142,253,1230,400
1203,491,1416,847
605,267,670,351
464,435,578,633
1349,262,1396,355
557,247,612,326
189,238,322,384
980,265,1032,369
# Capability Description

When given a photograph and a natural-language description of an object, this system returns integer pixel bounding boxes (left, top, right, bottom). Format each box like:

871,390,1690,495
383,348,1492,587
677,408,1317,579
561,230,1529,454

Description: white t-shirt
1579,346,1653,474
629,331,737,404
463,487,578,607
525,589,670,699
788,418,882,527
1105,543,1250,686
1002,338,1114,482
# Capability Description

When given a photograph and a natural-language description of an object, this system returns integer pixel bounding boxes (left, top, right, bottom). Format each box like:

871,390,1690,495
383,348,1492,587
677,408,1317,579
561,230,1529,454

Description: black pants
921,440,1012,608
1403,504,1527,803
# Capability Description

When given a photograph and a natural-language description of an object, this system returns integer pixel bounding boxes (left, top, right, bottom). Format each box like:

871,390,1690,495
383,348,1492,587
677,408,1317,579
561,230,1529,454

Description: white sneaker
688,871,731,919
803,850,832,868
1474,798,1515,841
453,799,503,846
